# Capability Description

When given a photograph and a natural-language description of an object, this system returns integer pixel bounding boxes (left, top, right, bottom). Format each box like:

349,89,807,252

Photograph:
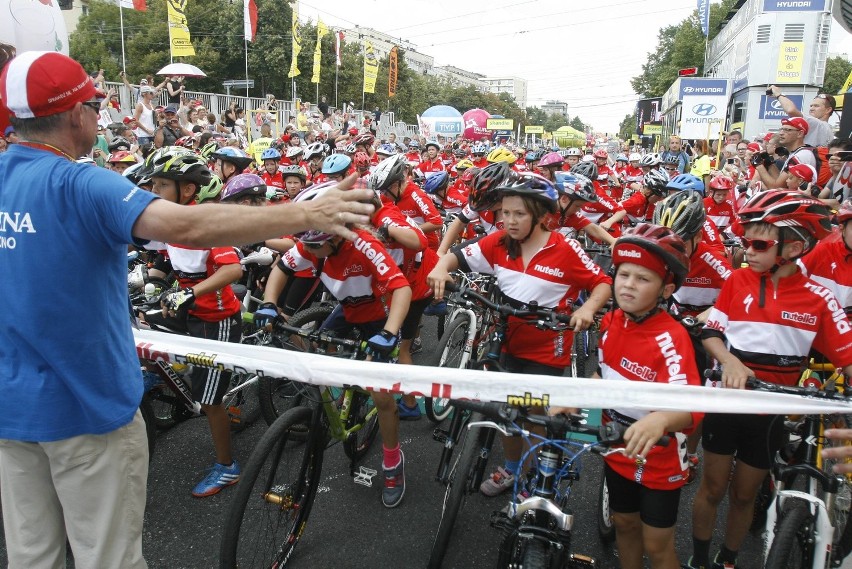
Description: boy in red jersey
798,200,852,315
599,223,702,569
688,191,852,569
703,175,736,233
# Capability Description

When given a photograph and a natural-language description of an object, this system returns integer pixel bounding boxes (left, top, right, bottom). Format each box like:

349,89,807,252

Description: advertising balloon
419,105,463,139
462,108,490,141
0,0,69,55
553,126,586,149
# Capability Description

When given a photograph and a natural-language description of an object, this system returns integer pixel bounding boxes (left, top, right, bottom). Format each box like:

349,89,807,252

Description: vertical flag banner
167,0,195,57
311,19,328,84
119,0,147,11
243,0,257,42
388,46,398,98
335,31,344,67
697,0,709,37
288,6,301,78
363,40,378,94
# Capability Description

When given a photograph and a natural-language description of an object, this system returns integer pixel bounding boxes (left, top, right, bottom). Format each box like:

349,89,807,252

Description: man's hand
299,174,375,241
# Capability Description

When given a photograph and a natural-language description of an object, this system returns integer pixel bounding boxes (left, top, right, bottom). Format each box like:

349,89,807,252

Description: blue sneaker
397,399,421,421
423,300,447,316
192,461,240,497
382,452,405,508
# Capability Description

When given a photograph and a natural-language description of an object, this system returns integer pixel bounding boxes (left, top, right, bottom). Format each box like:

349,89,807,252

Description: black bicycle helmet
643,169,670,196
652,190,706,240
496,172,558,213
570,161,598,181
469,162,513,212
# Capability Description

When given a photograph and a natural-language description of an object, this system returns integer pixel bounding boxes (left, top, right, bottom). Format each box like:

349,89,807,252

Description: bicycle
218,321,391,568
429,399,665,569
705,370,852,569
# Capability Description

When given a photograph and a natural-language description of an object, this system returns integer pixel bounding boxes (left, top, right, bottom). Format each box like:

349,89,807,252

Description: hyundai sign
678,78,730,139
762,0,825,11
758,94,804,119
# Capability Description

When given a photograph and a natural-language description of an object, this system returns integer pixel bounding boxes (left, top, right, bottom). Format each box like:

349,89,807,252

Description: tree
630,0,736,98
569,116,586,132
619,111,638,141
824,56,852,96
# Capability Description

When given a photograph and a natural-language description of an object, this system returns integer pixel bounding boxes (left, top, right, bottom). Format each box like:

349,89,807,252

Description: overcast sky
297,0,852,133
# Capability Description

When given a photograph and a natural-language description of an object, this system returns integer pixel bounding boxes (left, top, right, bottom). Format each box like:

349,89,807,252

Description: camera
765,88,774,96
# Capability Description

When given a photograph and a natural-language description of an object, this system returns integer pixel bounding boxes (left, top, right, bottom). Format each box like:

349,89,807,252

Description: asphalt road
0,316,766,569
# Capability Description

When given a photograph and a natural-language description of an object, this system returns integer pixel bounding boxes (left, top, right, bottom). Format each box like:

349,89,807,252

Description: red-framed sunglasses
741,237,779,252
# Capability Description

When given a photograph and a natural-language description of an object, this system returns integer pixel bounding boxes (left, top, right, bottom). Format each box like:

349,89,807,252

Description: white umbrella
157,63,206,78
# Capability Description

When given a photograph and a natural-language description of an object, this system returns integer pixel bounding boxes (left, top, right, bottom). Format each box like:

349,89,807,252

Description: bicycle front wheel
220,406,325,569
764,497,815,569
426,315,474,424
428,413,484,569
342,390,379,462
597,473,616,542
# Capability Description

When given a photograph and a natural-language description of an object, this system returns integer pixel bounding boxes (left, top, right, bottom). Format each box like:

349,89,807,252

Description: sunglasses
304,242,327,250
741,237,779,252
664,166,677,170
82,101,102,112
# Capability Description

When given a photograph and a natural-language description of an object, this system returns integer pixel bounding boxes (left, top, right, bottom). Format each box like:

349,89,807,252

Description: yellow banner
388,46,398,98
836,68,852,108
524,125,544,134
486,118,513,130
311,19,328,84
775,41,804,84
288,6,301,78
642,124,662,135
167,0,195,57
363,40,378,94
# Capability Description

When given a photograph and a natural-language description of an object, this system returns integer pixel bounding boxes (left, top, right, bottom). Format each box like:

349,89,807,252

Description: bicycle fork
763,490,834,568
153,360,202,415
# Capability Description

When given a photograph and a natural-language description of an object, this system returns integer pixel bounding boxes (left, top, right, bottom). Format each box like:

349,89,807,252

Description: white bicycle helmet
304,142,327,161
566,147,582,157
628,152,642,162
286,146,304,159
369,154,408,194
639,153,660,167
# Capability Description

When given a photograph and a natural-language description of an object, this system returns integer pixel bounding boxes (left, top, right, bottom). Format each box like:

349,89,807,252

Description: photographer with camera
752,117,814,189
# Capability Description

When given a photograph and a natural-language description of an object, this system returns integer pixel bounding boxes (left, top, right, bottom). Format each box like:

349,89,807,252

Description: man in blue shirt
0,51,376,569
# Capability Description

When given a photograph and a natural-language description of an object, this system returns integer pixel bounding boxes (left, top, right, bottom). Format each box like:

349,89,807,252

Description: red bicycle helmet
737,189,833,244
593,148,608,160
469,162,513,212
353,151,370,171
613,223,690,291
708,175,735,191
352,132,375,147
460,167,480,184
835,200,852,224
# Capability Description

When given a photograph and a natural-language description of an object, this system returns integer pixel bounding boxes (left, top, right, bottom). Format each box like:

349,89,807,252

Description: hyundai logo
692,103,717,116
684,87,695,93
770,99,783,111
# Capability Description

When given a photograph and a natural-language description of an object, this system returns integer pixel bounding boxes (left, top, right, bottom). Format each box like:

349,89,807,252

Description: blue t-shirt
0,144,158,441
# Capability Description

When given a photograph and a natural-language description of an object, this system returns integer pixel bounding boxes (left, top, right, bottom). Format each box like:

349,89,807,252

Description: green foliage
569,116,586,132
618,111,638,141
824,56,852,96
630,0,736,98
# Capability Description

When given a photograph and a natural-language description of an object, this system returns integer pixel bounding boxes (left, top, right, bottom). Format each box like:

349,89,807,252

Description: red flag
119,0,146,11
244,0,258,42
335,31,344,67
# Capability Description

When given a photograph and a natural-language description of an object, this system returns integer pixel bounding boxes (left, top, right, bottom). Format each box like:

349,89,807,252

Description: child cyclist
600,223,703,569
145,149,244,497
258,148,285,195
798,200,852,315
688,190,852,569
255,182,413,508
427,172,612,497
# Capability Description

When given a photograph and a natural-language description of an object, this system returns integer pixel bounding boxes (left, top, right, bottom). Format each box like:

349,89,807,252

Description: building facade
483,76,528,108
541,100,568,119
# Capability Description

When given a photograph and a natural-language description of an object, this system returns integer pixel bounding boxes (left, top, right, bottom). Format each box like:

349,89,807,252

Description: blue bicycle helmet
615,154,629,163
211,147,254,171
261,148,282,162
376,143,397,156
321,154,352,176
665,173,705,195
423,171,450,195
554,172,597,202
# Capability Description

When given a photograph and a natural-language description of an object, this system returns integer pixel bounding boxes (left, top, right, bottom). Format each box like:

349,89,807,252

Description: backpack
804,145,832,187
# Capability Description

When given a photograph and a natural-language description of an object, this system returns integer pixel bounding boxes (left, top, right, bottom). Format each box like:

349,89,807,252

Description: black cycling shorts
186,313,242,406
401,297,432,340
701,412,787,470
604,463,681,528
279,276,321,317
502,354,564,376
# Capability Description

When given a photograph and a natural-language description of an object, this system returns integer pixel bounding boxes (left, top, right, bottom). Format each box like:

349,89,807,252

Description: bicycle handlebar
703,369,850,400
444,282,572,330
273,320,363,348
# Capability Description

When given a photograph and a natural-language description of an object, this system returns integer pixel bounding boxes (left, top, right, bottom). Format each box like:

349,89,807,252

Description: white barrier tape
134,328,852,415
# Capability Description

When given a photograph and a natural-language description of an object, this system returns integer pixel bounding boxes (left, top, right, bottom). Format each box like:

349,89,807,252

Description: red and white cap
0,52,97,119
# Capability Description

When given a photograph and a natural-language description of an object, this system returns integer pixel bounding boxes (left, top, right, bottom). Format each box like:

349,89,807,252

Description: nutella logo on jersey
343,264,364,277
620,357,658,381
655,331,688,384
781,311,817,326
411,191,431,215
803,282,851,334
534,264,565,278
699,251,732,280
702,220,718,243
567,238,601,274
282,252,298,270
354,237,391,275
685,276,711,285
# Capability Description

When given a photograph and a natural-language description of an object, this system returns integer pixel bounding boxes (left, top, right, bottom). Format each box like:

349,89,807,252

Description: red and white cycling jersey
703,197,735,231
441,180,469,215
454,232,611,367
457,205,503,238
306,169,327,186
704,268,852,386
799,232,852,314
599,309,702,490
371,203,434,301
581,192,624,229
278,229,409,324
673,240,732,315
624,165,643,183
471,156,489,169
165,243,242,321
620,190,654,221
416,157,444,175
392,181,443,249
701,217,726,254
545,210,592,237
404,151,421,164
261,170,285,192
